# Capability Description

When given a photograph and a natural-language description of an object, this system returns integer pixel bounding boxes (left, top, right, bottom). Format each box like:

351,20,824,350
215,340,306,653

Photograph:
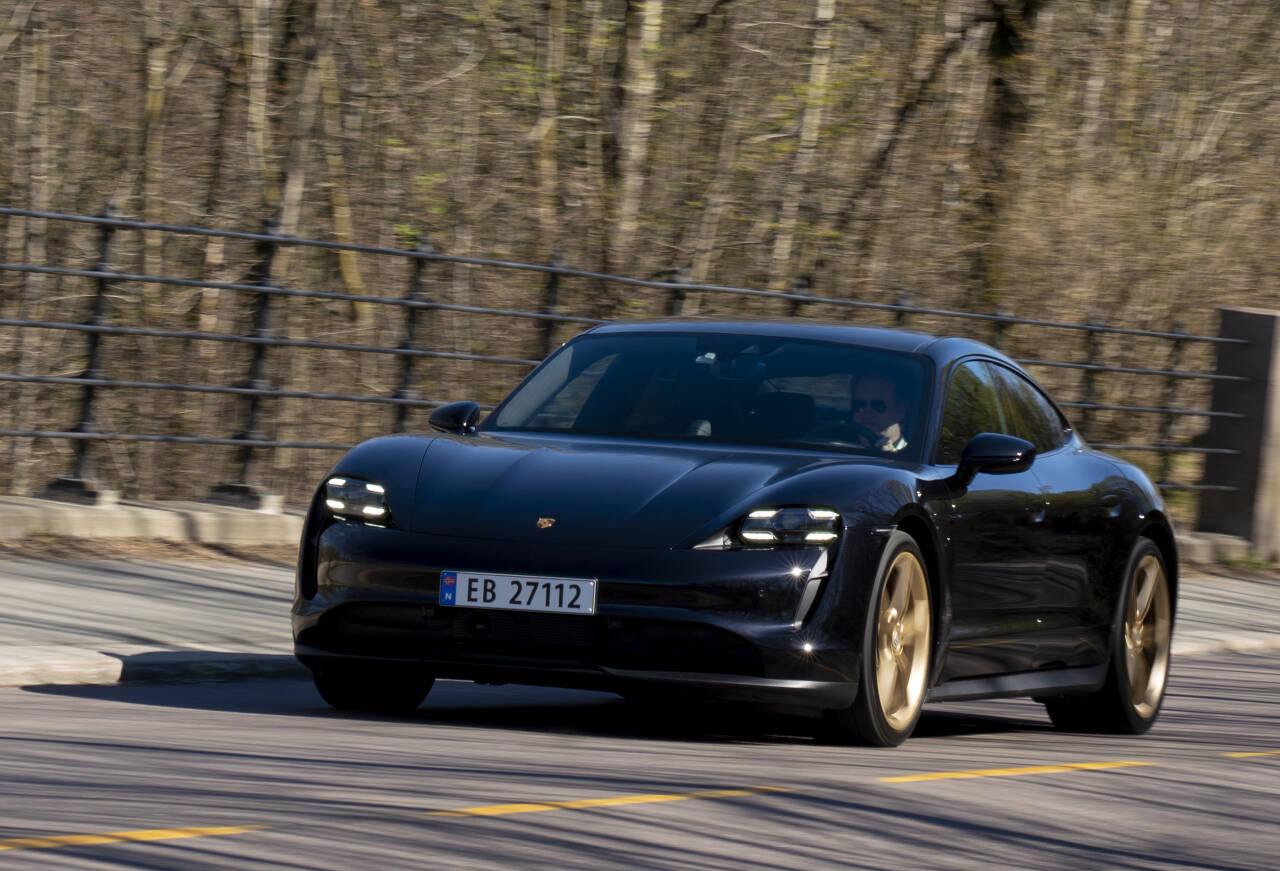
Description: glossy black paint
293,319,1178,712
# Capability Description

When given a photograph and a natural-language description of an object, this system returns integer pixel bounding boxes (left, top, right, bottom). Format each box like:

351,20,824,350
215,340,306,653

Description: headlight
738,507,840,546
324,477,391,524
695,505,842,549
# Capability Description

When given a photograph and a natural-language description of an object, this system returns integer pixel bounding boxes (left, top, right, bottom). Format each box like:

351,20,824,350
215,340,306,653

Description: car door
933,359,1050,682
988,363,1125,669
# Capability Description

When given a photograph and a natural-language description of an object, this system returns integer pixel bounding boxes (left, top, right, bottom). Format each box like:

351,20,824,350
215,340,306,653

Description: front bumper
294,520,885,709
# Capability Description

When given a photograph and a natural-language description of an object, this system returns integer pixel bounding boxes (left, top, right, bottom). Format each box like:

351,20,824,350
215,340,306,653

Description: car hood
410,433,911,547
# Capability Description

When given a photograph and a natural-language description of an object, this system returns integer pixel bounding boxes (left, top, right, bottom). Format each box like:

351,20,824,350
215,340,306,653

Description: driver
850,374,909,453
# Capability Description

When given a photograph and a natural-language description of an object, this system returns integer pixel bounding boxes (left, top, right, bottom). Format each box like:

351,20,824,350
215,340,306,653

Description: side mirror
956,432,1036,485
428,400,480,435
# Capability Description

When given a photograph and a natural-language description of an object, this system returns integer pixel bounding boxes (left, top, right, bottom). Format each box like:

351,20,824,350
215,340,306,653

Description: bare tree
7,13,50,493
609,0,664,282
767,0,835,293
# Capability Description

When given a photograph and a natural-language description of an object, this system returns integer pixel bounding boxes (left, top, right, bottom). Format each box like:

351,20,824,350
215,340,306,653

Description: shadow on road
24,677,1053,744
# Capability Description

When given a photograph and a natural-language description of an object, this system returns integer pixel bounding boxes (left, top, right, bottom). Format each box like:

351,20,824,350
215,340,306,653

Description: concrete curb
0,648,308,688
0,496,303,545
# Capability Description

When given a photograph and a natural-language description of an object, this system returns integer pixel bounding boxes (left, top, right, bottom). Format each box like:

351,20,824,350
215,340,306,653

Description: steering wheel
811,421,880,448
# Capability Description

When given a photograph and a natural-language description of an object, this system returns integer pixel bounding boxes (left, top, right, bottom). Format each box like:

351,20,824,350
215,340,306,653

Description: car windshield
486,331,931,461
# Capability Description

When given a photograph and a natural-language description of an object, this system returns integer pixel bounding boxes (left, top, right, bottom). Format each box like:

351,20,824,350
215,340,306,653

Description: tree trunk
609,0,663,288
768,0,836,293
8,14,50,493
961,0,1043,313
271,0,334,481
242,0,273,211
535,0,566,258
319,42,366,307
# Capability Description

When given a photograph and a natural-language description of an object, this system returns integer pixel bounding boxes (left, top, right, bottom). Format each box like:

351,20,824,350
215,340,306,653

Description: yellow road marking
429,786,792,818
880,760,1155,783
0,825,265,853
1225,750,1280,758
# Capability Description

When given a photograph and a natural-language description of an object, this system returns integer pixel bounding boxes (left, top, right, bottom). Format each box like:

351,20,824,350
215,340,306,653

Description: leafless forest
1,0,1278,503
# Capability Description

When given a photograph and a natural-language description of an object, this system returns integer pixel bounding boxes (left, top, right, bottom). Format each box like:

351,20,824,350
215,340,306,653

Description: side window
990,365,1068,453
936,361,1005,465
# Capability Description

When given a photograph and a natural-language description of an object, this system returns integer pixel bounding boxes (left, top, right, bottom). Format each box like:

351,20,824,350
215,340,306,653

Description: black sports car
293,319,1176,746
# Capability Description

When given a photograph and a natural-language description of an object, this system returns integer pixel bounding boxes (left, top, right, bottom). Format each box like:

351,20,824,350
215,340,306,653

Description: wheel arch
891,510,948,686
1137,512,1179,615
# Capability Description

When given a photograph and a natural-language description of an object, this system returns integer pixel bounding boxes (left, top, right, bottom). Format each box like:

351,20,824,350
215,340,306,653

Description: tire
1044,537,1173,734
312,661,434,715
825,531,933,746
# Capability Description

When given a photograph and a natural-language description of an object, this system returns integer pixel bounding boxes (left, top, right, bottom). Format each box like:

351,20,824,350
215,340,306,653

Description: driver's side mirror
956,432,1036,486
428,400,480,435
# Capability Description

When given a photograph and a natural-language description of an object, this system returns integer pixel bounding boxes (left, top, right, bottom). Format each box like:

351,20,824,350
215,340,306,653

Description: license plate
439,571,597,615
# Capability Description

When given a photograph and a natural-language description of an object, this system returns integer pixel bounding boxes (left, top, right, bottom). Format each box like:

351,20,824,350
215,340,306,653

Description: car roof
583,318,1007,367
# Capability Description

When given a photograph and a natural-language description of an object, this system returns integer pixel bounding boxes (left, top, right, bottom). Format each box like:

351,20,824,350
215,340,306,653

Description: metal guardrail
0,205,1241,501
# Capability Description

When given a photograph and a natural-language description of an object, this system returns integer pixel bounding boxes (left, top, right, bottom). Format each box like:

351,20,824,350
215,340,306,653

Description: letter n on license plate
439,571,596,615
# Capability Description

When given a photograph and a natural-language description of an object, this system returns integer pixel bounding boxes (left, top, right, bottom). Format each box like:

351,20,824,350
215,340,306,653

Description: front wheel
1044,537,1173,734
312,661,435,715
825,531,933,746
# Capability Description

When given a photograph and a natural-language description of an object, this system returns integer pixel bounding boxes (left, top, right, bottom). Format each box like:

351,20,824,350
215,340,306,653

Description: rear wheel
826,532,932,746
312,661,434,715
1044,537,1172,734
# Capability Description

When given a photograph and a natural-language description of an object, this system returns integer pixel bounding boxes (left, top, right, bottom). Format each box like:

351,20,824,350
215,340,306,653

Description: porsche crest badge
536,517,556,529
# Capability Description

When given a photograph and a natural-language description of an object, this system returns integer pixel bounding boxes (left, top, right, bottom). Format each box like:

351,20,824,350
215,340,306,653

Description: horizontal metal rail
0,318,541,367
1089,443,1239,455
1018,358,1246,382
0,263,606,326
1057,401,1244,419
1,427,1235,461
0,373,460,408
0,206,1242,345
0,429,353,450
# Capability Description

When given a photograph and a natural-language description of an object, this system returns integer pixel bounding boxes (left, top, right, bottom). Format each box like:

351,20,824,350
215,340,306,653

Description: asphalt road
2,651,1277,870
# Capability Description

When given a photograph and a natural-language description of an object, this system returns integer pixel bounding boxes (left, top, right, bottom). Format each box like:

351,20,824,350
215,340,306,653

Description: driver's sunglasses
852,399,887,413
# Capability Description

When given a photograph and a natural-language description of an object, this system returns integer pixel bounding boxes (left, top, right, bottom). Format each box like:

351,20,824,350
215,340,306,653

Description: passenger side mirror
956,433,1036,486
428,400,480,435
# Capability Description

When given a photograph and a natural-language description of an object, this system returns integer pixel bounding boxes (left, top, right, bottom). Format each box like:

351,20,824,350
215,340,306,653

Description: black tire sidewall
1105,536,1170,733
851,530,932,746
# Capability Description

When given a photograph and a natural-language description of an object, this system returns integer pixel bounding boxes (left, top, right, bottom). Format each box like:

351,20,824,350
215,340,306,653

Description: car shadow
24,676,1053,744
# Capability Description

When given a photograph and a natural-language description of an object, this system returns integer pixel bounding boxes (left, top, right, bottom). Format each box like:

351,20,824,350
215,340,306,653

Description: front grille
300,605,764,677
302,603,599,660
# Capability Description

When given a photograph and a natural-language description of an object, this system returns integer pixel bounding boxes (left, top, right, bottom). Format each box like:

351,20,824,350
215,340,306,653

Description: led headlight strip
324,477,390,524
737,507,840,546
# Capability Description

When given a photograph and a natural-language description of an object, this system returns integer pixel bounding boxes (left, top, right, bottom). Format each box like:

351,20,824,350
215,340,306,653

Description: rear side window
990,364,1069,454
936,361,1005,465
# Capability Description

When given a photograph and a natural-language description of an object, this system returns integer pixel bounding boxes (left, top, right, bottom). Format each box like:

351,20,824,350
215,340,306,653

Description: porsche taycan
293,320,1176,745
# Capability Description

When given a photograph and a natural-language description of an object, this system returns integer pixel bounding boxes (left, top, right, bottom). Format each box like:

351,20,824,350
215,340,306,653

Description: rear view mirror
957,433,1036,484
428,400,480,435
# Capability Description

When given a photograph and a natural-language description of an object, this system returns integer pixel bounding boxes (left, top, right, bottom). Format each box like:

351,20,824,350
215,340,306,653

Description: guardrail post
1079,315,1101,435
541,251,564,357
789,277,810,318
667,266,690,316
43,202,121,505
1197,307,1280,560
990,307,1011,351
895,292,913,328
1157,322,1186,484
394,238,432,433
208,217,282,511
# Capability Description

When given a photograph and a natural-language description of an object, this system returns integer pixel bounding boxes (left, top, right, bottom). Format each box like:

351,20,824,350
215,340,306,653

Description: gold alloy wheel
875,550,931,731
1125,553,1172,718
